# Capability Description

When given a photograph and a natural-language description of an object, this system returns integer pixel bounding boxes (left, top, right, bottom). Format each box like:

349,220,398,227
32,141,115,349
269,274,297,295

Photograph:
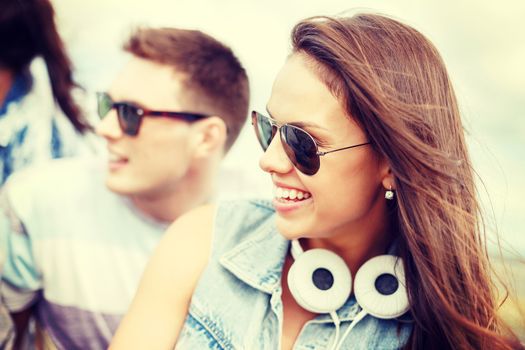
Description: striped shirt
0,158,169,349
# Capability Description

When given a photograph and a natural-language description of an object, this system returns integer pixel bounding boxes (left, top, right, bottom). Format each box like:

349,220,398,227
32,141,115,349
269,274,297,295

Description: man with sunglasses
0,27,249,349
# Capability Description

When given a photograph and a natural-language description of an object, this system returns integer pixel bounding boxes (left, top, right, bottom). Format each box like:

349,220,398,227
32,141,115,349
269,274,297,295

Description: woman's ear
190,116,227,158
381,169,395,191
379,157,395,190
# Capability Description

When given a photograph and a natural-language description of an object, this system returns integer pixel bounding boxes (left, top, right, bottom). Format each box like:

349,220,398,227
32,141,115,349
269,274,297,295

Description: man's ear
190,116,227,158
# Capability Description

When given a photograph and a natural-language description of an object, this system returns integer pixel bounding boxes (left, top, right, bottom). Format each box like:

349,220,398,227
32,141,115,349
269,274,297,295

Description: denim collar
220,212,287,294
219,208,368,322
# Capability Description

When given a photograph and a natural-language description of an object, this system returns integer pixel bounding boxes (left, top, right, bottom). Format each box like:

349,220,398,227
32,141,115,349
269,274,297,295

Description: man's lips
107,151,129,171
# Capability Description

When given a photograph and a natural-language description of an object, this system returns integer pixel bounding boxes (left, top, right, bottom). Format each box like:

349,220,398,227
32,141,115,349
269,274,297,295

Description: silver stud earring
385,186,395,200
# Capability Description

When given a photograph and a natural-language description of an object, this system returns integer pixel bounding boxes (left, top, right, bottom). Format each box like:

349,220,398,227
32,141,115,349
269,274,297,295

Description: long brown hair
291,13,522,349
0,0,90,132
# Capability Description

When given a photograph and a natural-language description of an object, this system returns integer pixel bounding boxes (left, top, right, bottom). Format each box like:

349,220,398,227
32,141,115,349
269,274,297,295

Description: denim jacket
176,200,412,349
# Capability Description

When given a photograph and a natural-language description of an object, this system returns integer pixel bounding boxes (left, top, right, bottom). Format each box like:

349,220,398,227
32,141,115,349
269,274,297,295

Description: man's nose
95,109,123,140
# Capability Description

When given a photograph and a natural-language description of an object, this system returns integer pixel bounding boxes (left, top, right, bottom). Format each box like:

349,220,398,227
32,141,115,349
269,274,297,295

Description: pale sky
52,0,525,254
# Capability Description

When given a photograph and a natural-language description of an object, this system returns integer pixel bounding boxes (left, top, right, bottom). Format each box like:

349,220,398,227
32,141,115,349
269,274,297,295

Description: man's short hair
124,27,250,152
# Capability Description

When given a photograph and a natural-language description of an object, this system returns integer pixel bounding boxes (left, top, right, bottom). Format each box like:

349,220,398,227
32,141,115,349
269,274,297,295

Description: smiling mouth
108,152,128,162
274,186,311,202
107,152,129,171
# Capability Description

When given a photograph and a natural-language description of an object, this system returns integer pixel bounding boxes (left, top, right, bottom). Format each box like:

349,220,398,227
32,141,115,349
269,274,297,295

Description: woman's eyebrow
265,106,329,131
291,121,329,131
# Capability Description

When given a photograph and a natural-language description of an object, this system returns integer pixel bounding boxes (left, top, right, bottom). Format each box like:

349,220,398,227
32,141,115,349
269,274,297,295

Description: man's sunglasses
96,92,210,136
251,111,371,175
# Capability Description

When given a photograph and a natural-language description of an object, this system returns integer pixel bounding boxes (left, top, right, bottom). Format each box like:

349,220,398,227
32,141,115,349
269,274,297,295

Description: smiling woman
110,13,524,350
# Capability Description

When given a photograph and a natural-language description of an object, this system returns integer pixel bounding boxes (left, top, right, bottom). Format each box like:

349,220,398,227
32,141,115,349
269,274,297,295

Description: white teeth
273,186,311,200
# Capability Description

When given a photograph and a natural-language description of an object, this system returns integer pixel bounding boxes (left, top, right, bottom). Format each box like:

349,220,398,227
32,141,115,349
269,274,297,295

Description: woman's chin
275,218,309,241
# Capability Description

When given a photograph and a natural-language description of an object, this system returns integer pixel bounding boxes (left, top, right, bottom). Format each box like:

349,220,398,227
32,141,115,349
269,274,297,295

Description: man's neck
129,163,218,223
0,69,14,108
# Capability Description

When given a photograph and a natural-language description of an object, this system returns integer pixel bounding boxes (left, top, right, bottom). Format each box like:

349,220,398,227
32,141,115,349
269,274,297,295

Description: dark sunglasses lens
281,125,320,175
253,112,276,151
97,93,113,119
117,104,141,136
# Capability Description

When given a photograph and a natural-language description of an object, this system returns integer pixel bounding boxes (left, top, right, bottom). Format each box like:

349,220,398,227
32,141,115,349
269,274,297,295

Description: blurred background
51,0,524,336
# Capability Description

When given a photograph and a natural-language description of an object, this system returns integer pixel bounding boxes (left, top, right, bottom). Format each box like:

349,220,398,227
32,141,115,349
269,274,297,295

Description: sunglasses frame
252,111,371,175
97,92,210,136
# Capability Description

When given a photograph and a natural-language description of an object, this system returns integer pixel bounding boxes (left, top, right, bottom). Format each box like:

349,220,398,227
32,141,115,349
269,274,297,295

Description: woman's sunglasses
251,111,370,175
96,92,210,136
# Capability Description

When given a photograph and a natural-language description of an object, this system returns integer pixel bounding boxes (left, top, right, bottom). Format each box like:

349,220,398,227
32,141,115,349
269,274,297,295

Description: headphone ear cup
353,255,409,319
287,249,352,314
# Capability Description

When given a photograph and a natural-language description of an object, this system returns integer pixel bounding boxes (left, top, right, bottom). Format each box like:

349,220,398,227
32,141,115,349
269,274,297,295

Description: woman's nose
259,132,294,175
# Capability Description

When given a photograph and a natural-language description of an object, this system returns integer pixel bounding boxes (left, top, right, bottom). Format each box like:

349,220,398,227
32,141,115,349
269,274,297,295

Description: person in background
1,0,96,347
0,0,95,186
0,26,249,349
111,13,523,350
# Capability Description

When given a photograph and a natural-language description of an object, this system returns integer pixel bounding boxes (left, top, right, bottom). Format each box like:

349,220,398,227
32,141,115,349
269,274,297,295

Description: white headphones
287,239,409,350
